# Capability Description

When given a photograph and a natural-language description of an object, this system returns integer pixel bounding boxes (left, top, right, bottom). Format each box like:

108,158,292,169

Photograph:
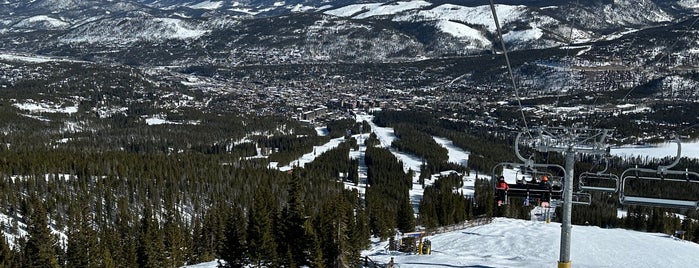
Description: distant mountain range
0,0,697,64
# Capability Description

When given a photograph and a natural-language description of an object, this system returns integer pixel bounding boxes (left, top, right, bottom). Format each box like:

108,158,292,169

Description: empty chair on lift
619,138,699,210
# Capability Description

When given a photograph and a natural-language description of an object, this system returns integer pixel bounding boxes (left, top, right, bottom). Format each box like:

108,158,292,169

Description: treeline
391,124,448,173
326,119,370,138
418,173,474,229
257,134,330,166
364,146,415,239
0,142,373,267
302,139,359,184
373,109,514,176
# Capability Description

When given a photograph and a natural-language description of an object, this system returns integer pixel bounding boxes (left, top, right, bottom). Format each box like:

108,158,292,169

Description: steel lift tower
521,127,611,268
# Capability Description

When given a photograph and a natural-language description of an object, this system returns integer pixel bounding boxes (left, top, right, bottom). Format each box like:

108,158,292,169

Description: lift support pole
558,147,575,268
527,127,610,268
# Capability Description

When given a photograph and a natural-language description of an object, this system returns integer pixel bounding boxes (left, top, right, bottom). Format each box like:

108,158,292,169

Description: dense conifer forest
0,98,698,267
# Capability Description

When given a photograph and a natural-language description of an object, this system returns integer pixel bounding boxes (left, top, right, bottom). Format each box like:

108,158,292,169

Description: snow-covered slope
679,0,699,9
1,0,694,64
59,15,209,44
183,217,699,268
362,217,699,268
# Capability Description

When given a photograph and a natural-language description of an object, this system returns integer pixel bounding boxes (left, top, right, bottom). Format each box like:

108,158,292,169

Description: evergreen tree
136,206,165,268
163,216,187,268
246,188,278,267
283,176,313,267
303,220,324,268
317,196,350,268
66,207,99,268
102,247,116,268
23,196,60,268
0,230,14,267
113,197,138,268
396,197,415,233
221,207,247,268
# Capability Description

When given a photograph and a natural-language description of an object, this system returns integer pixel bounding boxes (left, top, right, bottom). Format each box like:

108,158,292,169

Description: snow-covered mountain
1,0,697,64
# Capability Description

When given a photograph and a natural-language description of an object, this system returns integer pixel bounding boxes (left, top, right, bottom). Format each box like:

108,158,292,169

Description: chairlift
579,158,619,193
568,192,592,206
492,162,564,205
579,172,619,193
491,132,565,205
618,138,699,210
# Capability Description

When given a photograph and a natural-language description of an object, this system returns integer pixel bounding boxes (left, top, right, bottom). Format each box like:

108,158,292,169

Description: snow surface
13,102,78,114
324,3,385,17
0,52,85,63
272,137,346,172
16,15,69,28
436,20,491,47
611,140,699,160
679,0,699,9
60,18,209,44
399,4,526,32
145,117,180,125
361,217,699,268
432,136,468,167
144,115,199,126
325,1,529,31
503,25,543,43
187,1,223,10
183,217,699,268
356,1,432,19
324,1,431,18
289,4,316,13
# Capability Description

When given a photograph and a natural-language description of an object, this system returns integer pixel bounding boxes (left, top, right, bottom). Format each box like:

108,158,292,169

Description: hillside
366,217,699,268
0,1,698,267
186,217,699,268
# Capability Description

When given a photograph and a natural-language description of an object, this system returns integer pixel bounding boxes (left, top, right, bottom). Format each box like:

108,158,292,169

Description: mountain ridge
1,0,697,65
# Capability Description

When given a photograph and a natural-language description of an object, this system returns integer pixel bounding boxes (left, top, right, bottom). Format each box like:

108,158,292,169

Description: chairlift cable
487,0,531,138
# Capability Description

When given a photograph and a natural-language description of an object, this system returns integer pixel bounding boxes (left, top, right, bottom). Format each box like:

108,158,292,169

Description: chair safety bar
579,172,619,193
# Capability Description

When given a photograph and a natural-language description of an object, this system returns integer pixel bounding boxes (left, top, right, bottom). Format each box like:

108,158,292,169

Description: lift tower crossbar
517,127,611,268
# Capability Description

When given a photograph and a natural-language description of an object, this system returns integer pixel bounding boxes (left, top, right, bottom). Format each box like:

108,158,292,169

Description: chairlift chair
492,162,565,205
618,138,699,210
568,192,592,206
579,172,619,193
619,168,699,210
579,156,619,193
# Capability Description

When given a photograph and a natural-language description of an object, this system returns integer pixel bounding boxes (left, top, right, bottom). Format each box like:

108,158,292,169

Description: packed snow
144,115,200,126
183,217,699,268
272,137,347,172
432,136,469,167
360,217,699,268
